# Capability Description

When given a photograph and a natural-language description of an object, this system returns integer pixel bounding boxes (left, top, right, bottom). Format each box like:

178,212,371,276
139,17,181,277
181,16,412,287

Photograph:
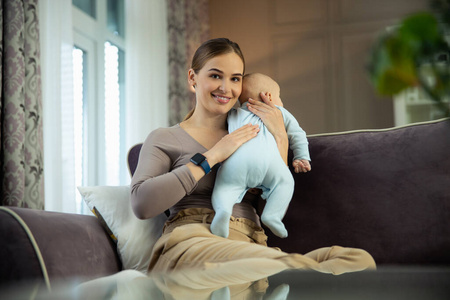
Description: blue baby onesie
210,102,310,238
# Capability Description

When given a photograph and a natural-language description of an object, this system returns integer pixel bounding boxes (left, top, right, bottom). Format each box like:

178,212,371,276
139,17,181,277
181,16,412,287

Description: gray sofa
1,118,449,290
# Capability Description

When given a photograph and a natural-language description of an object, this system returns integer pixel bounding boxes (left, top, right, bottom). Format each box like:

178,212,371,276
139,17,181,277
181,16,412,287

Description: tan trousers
148,208,376,283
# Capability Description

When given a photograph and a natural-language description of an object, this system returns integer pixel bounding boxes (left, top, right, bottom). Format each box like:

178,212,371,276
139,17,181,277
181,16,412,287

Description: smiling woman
129,38,376,276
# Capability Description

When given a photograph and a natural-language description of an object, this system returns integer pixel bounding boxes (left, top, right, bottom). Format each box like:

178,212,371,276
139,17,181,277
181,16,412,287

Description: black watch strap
190,153,211,174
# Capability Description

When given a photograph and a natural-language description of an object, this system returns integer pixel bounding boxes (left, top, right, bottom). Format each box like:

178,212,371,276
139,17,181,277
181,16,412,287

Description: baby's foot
261,214,288,238
210,210,231,238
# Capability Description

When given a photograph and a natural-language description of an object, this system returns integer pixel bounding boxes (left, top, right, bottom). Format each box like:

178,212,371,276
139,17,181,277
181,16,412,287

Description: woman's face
190,52,244,117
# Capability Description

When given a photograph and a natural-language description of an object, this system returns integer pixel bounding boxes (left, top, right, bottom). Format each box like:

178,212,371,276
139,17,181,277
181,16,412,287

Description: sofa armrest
0,207,121,288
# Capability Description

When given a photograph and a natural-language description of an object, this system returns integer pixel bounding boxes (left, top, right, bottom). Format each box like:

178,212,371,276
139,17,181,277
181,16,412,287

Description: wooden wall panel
339,31,393,130
274,0,327,25
209,0,429,133
336,0,429,23
273,35,328,133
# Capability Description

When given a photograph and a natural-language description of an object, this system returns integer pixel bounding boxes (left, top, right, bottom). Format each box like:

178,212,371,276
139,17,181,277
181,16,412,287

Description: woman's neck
182,113,227,130
180,113,229,150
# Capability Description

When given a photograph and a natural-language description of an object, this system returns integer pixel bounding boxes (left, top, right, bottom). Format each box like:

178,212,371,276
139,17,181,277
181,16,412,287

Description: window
72,0,126,213
72,47,87,213
40,0,167,214
104,41,125,186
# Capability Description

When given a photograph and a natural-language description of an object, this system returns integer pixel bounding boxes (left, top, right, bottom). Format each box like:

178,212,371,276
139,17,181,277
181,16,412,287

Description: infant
210,73,311,238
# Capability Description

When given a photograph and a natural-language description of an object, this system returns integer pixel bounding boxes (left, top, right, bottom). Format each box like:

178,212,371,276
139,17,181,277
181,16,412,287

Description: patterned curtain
167,0,209,125
0,0,44,208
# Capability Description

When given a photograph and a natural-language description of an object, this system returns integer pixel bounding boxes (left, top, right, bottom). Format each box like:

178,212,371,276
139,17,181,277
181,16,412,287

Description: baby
210,73,311,238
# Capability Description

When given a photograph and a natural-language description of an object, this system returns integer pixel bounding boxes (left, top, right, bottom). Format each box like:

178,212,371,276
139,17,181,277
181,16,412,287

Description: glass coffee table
266,266,450,300
1,266,449,299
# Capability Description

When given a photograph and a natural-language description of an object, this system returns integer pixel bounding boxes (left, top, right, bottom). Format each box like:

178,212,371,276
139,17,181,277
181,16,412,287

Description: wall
209,0,428,134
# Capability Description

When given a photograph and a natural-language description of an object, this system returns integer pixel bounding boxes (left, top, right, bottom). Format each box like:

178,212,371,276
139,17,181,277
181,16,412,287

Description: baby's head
239,73,283,107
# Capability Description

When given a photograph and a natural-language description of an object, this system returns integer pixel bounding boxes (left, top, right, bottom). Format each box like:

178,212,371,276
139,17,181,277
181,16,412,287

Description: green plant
367,0,450,116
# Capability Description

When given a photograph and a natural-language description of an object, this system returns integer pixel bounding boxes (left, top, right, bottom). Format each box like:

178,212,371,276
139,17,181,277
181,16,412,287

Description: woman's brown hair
183,38,245,120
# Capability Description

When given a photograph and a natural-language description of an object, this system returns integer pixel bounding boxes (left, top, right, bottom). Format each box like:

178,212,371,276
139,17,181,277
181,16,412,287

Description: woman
130,38,376,278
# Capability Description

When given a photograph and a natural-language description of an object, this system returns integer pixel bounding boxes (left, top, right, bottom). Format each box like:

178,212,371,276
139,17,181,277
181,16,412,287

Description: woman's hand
247,93,289,164
204,123,260,167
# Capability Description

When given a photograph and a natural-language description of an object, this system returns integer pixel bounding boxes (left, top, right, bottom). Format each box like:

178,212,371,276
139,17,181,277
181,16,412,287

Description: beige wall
209,0,428,134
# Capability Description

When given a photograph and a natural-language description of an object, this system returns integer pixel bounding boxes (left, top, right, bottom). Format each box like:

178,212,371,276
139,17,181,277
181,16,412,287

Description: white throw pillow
77,185,167,274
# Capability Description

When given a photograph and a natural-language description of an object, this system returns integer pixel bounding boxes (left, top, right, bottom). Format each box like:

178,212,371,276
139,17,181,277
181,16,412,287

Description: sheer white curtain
125,0,169,153
40,0,76,213
40,0,169,212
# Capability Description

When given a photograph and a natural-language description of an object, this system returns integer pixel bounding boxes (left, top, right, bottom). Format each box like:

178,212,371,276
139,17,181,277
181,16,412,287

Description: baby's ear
260,92,271,102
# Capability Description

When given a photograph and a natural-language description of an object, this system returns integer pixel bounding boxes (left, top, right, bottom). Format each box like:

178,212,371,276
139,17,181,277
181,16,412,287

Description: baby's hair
240,73,277,103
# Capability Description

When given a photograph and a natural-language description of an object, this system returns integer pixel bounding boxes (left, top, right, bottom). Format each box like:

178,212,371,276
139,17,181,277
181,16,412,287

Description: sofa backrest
127,119,450,266
267,118,450,265
127,143,142,177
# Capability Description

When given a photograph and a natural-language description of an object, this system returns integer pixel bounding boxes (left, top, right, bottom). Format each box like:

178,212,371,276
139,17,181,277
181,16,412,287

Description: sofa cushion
78,185,167,274
0,207,120,286
265,118,450,265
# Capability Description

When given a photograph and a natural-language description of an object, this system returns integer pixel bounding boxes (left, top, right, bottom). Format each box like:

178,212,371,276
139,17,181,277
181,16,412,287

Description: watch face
191,153,205,164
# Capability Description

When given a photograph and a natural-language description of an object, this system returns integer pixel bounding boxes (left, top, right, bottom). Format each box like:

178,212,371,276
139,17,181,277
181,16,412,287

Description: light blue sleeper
210,102,310,238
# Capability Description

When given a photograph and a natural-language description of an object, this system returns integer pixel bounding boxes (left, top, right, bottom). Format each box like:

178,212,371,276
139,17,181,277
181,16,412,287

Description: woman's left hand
247,92,289,164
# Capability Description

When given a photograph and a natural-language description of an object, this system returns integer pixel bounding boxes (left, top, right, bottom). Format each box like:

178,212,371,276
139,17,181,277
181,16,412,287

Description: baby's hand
293,159,311,173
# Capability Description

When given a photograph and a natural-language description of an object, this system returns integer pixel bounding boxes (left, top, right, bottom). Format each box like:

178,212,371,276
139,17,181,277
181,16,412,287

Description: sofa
1,118,449,291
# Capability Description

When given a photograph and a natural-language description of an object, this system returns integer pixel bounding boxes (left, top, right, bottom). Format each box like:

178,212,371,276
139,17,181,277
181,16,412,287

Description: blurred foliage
367,0,450,116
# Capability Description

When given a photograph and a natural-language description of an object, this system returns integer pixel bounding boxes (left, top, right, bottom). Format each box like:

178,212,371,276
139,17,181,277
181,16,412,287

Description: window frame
72,0,126,199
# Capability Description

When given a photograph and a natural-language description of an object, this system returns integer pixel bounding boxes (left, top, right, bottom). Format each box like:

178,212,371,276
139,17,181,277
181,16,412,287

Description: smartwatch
190,153,211,174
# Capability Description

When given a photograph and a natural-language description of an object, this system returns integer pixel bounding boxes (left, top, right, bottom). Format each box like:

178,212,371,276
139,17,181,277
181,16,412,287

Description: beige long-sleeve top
130,124,260,224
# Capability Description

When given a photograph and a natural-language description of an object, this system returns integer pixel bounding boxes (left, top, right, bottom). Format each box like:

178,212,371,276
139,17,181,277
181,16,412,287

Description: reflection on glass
73,0,97,19
75,269,290,300
107,0,125,36
4,268,450,299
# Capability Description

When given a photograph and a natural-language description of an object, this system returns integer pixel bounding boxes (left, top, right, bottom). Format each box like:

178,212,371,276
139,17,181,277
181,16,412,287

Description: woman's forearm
129,129,199,219
130,165,196,219
274,131,289,165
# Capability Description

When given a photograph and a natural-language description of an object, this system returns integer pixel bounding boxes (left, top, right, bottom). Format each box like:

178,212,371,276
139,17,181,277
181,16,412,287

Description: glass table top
1,266,450,299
